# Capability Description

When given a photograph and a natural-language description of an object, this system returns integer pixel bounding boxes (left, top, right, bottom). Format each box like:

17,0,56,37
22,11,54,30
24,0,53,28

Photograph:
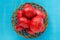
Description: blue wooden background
0,0,60,40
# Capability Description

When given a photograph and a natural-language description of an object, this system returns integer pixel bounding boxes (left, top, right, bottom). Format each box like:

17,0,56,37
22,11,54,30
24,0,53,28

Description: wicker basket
12,3,48,38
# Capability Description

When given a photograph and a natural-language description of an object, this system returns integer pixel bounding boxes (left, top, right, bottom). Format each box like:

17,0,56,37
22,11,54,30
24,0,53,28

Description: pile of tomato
16,4,46,35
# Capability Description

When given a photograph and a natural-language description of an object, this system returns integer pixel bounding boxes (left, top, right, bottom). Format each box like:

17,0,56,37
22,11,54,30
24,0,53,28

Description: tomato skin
18,17,30,28
16,24,24,31
35,9,45,19
23,4,36,19
26,29,35,35
17,10,23,19
30,16,44,33
23,4,32,8
39,25,45,32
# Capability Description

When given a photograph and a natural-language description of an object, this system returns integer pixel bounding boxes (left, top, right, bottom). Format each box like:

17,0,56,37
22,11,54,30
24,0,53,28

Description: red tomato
30,16,44,33
18,17,30,28
16,25,24,31
16,10,23,19
26,29,35,35
39,25,45,32
23,4,32,8
23,4,36,19
35,9,45,19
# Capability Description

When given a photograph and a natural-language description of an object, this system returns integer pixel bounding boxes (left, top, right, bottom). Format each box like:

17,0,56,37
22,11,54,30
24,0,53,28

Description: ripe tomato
18,17,30,28
26,29,35,35
23,4,32,8
16,4,46,33
16,24,24,31
35,9,45,19
30,16,44,33
39,25,45,32
23,4,36,19
16,10,23,19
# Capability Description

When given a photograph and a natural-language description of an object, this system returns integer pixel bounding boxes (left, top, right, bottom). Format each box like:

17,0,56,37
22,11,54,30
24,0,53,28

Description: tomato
18,17,30,28
30,16,44,33
26,29,35,35
39,25,45,32
35,9,45,19
16,4,45,34
23,4,36,19
23,4,32,8
16,10,23,19
16,24,24,31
